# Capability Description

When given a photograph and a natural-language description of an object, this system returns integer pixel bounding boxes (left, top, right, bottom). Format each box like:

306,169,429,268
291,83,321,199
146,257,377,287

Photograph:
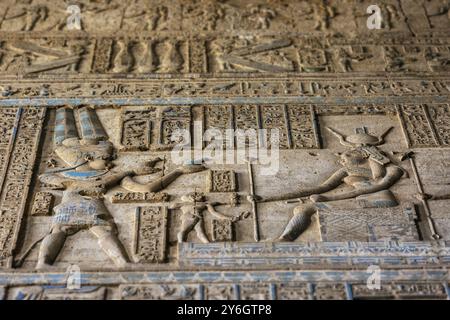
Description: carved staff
247,160,260,242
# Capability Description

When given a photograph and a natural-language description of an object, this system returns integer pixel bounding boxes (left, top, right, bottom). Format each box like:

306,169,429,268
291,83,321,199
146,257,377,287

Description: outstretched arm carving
257,168,348,203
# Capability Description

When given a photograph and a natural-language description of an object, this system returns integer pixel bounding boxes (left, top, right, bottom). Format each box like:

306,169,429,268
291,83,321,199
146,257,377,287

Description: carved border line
0,269,448,287
178,241,450,269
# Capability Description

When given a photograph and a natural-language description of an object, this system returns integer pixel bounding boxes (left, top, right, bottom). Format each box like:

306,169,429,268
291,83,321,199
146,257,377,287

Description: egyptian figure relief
0,0,449,300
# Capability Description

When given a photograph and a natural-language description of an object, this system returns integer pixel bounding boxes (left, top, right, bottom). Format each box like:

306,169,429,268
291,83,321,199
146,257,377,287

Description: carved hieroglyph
1,0,450,300
0,107,45,268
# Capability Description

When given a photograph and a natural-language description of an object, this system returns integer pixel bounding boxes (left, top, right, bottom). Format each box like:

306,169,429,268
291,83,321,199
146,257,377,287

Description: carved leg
90,226,129,267
36,226,67,269
177,216,199,243
278,204,317,242
194,220,209,244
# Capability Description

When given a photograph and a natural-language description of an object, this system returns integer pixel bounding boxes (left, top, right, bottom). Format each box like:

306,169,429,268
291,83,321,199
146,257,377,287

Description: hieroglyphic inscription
211,219,233,242
287,105,320,149
208,170,236,193
352,283,448,300
0,27,450,75
204,284,236,300
397,104,450,148
120,108,158,151
120,284,200,300
298,37,331,72
0,108,17,192
315,105,397,116
31,192,53,216
189,38,207,73
314,284,347,300
120,106,191,151
428,104,450,146
260,105,290,149
234,104,260,148
134,207,168,263
397,104,438,148
3,78,450,100
10,286,107,300
240,284,272,300
203,105,234,148
158,106,191,149
0,107,45,267
91,38,114,73
202,104,319,150
276,283,310,300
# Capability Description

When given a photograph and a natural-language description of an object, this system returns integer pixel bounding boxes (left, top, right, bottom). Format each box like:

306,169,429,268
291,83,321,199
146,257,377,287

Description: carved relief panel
0,0,450,301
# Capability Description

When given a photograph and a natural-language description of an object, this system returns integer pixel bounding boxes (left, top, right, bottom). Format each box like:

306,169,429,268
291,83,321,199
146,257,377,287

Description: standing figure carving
36,107,204,269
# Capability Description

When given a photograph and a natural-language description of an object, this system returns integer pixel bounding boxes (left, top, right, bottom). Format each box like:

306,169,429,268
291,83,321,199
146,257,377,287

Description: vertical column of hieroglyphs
233,105,260,148
134,206,168,263
0,107,45,267
427,104,450,147
203,105,234,148
91,38,114,73
120,107,158,151
259,105,290,149
286,105,320,149
189,38,207,73
397,105,440,148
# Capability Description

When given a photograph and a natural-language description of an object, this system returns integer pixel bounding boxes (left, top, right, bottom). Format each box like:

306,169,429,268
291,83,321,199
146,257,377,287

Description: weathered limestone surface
0,0,449,300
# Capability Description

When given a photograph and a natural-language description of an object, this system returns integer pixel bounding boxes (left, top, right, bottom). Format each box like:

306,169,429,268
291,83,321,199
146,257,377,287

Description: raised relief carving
335,46,373,72
31,192,54,216
203,105,234,147
0,39,88,74
240,284,271,300
352,283,448,300
276,283,310,300
287,105,320,149
204,284,236,300
319,204,419,242
111,191,169,204
2,1,49,31
210,38,294,73
427,104,450,146
120,106,192,151
134,206,168,263
158,106,192,149
34,107,205,269
397,104,439,148
0,107,45,268
208,170,237,193
120,107,158,151
211,219,233,242
297,37,331,72
1,0,450,300
10,286,107,300
121,284,200,300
